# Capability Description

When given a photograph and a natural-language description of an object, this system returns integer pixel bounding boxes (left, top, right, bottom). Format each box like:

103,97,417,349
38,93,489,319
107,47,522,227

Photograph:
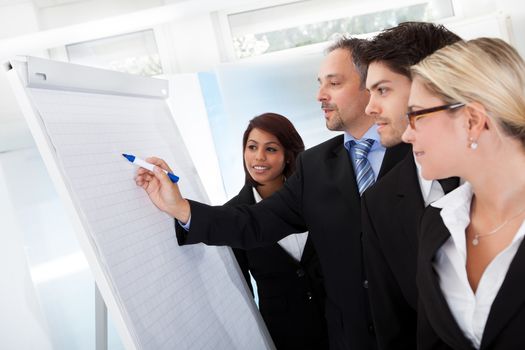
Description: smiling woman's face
244,128,286,186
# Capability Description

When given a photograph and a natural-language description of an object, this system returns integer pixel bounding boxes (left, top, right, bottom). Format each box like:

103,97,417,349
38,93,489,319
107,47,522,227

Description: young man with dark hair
359,22,461,350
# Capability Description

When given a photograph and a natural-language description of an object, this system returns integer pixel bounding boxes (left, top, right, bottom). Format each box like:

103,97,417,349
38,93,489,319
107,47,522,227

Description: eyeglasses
406,102,465,129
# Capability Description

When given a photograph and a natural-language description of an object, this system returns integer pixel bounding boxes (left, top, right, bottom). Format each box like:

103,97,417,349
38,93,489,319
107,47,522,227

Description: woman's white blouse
430,182,525,349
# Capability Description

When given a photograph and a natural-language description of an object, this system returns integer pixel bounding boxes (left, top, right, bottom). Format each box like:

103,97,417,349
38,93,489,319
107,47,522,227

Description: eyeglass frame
406,102,465,129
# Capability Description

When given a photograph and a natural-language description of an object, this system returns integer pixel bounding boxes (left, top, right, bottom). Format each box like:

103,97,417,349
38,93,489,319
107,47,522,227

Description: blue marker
122,153,179,183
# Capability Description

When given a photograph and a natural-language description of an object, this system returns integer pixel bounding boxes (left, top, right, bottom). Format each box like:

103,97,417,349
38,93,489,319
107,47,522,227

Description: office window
228,0,455,59
66,30,163,76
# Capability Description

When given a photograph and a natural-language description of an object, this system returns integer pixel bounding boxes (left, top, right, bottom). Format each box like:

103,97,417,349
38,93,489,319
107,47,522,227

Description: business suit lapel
418,208,475,350
395,154,425,252
300,236,315,265
327,139,411,209
378,142,411,179
480,239,525,349
327,142,360,208
238,184,256,204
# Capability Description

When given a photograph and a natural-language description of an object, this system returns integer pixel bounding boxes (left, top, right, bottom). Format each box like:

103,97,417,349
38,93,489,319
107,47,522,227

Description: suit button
363,280,369,289
306,292,313,300
296,268,305,277
368,324,375,335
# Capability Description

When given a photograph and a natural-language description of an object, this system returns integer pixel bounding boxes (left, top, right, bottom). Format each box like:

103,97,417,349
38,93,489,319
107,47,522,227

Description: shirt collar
431,182,473,258
343,124,382,152
251,187,263,203
431,181,472,211
431,181,525,260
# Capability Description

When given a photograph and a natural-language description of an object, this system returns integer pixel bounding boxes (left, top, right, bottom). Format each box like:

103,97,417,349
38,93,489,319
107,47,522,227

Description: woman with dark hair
228,113,328,350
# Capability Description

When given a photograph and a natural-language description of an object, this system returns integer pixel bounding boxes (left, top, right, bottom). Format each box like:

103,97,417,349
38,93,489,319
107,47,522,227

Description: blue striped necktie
351,139,375,195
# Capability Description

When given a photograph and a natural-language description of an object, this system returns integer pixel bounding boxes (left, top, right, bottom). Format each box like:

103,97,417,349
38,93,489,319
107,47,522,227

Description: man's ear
465,101,489,140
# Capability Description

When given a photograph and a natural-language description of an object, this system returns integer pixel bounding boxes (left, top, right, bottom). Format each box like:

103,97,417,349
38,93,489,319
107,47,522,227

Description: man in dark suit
135,37,410,349
359,22,461,350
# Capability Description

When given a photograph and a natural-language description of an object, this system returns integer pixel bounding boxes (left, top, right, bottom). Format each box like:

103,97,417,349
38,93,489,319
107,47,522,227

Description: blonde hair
411,37,525,146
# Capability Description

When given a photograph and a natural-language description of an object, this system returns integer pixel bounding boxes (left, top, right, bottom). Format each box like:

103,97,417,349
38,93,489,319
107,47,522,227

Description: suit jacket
361,152,422,350
227,184,328,350
417,206,525,350
177,134,410,350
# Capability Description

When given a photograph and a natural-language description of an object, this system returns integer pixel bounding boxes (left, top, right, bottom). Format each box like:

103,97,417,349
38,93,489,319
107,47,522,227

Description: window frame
214,0,461,61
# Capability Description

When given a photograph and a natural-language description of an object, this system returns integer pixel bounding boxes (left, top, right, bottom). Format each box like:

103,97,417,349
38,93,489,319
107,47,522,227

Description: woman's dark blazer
417,206,525,350
226,184,328,350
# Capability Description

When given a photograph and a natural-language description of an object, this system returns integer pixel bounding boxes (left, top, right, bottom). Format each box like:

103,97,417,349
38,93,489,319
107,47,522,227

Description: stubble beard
379,126,404,148
326,112,345,132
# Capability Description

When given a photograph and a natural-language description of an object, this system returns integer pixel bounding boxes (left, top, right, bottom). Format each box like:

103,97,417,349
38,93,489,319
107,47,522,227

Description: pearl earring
470,138,478,150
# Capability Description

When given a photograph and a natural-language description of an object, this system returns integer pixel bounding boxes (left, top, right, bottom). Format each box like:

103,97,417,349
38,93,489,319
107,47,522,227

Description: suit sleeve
362,193,416,350
232,248,254,296
175,154,308,249
417,298,454,350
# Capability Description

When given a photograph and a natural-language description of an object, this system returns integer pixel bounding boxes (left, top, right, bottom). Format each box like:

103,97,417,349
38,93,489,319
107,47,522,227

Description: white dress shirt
252,187,308,262
430,182,525,349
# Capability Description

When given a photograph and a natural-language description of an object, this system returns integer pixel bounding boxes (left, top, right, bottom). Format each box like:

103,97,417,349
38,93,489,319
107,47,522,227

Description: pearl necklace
471,207,525,246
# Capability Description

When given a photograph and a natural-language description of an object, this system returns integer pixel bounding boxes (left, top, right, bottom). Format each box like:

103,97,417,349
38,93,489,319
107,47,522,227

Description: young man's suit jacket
227,184,328,350
361,152,423,350
176,134,410,350
417,206,525,350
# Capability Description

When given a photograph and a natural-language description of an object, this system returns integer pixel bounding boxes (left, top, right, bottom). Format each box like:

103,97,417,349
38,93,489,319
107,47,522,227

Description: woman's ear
465,101,489,140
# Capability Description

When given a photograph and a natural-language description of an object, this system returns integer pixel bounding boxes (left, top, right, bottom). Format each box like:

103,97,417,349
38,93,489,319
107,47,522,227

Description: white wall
0,148,96,350
0,69,35,152
0,2,39,39
0,151,54,350
0,2,41,152
492,0,525,54
155,12,221,74
37,0,164,30
453,0,525,54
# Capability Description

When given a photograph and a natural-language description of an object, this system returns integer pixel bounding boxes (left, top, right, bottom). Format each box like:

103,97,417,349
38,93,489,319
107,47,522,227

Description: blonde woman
402,38,525,349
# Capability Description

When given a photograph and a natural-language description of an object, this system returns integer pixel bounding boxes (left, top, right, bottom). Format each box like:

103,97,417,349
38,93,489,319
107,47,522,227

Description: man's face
317,48,370,134
365,61,412,147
